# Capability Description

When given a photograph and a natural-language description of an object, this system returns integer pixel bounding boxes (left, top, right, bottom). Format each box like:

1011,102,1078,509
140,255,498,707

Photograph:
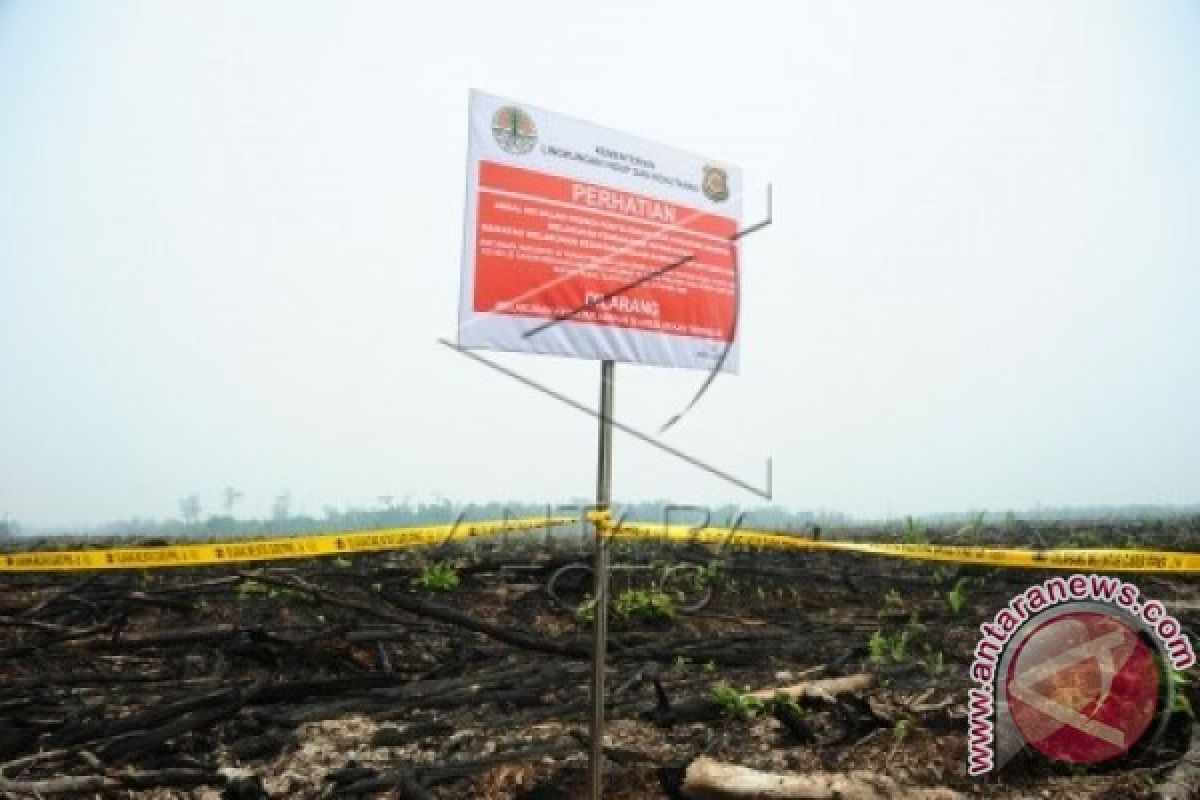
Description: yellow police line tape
609,523,1200,574
0,517,576,572
2,518,1198,574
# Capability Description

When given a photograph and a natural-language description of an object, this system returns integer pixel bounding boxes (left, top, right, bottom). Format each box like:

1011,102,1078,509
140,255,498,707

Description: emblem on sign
492,106,537,154
702,165,730,202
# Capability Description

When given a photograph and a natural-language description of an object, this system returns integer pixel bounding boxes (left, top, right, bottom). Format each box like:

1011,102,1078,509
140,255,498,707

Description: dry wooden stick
746,672,873,702
0,767,220,796
681,757,965,800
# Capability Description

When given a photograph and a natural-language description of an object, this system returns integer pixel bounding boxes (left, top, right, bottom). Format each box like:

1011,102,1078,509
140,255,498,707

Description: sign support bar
589,359,615,800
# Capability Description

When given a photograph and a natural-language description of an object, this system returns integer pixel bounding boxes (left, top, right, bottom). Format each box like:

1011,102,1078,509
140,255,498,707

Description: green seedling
869,630,889,664
711,685,765,719
613,588,676,621
1172,669,1195,718
945,577,971,615
922,646,947,676
693,561,720,589
869,629,911,665
413,560,460,592
574,597,597,623
773,693,805,718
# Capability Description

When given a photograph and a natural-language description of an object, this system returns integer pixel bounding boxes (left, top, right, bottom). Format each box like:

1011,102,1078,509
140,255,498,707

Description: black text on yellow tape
607,523,1200,574
0,517,577,573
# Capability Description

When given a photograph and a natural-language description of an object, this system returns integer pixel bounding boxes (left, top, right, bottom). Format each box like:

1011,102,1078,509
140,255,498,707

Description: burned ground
1,522,1198,799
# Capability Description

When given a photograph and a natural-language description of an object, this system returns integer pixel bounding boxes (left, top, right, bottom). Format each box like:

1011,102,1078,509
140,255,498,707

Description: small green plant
1171,669,1195,718
890,629,910,662
613,588,676,620
869,630,889,664
773,693,804,716
574,596,597,623
884,589,905,610
945,577,971,615
884,716,914,764
711,685,765,719
693,561,720,589
413,561,460,592
868,629,911,664
921,646,947,676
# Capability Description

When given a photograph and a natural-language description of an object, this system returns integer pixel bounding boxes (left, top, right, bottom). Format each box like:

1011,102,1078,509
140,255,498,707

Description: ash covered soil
1,522,1198,799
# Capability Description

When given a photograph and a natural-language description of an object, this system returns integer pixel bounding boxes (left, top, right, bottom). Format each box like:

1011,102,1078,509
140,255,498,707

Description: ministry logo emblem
492,106,537,155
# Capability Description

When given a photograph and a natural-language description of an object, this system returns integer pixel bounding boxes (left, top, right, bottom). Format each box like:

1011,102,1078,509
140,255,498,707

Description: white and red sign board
458,90,743,372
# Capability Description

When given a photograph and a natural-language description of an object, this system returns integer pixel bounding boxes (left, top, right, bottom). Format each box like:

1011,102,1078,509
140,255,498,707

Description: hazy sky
2,2,1198,528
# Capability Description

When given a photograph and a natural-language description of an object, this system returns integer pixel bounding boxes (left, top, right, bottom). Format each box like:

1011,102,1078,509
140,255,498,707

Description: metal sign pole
589,359,614,800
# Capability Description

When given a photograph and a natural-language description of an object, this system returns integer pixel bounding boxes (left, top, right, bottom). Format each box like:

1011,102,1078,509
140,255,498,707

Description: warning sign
458,90,744,371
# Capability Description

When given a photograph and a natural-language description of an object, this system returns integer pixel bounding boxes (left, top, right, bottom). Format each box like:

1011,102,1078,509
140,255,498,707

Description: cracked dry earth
1,528,1198,799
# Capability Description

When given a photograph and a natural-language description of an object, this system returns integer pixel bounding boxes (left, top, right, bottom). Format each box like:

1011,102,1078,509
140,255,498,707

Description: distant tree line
5,495,1198,541
12,494,848,540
